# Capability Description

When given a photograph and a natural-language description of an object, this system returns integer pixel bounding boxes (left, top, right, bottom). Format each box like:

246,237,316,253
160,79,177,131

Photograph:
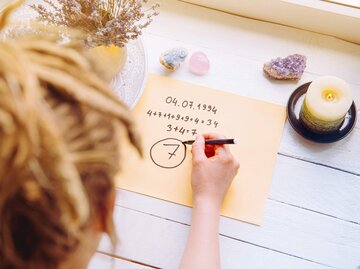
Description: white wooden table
2,0,356,268
0,0,358,268
87,1,360,268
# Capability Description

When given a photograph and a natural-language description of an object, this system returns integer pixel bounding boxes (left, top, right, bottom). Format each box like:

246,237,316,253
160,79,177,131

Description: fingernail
195,134,201,140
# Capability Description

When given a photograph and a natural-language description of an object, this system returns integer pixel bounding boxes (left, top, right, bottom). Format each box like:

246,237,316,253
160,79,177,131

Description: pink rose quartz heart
189,52,210,75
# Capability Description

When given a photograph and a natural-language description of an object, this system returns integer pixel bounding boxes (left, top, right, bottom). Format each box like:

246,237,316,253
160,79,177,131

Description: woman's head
0,3,141,268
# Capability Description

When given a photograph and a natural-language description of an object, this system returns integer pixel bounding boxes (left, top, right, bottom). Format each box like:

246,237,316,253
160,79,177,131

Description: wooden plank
279,124,360,176
146,0,360,84
107,170,360,268
181,0,360,44
270,155,360,224
99,205,352,269
323,0,360,9
113,153,360,224
143,33,360,115
113,259,154,269
106,126,360,269
88,252,153,269
88,253,112,269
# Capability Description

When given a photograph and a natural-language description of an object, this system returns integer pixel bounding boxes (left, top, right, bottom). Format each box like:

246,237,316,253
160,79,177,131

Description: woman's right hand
191,133,240,208
180,133,239,269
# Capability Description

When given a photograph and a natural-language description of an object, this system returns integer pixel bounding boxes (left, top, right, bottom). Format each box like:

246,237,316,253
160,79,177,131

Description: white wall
180,0,360,44
1,0,359,44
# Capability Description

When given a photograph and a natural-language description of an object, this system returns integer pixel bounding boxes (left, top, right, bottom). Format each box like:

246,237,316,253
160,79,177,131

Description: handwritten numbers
163,143,180,160
154,96,220,135
212,106,218,114
166,96,217,115
149,111,218,130
166,96,179,106
166,124,198,136
181,100,194,109
165,97,172,104
150,138,186,169
179,127,186,135
189,101,194,109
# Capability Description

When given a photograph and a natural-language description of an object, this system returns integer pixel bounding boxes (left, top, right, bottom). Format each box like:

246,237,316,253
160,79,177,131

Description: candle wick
327,93,334,101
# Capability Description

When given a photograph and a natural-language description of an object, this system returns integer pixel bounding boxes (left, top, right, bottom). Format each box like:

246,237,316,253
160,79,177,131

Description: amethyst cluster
263,54,307,80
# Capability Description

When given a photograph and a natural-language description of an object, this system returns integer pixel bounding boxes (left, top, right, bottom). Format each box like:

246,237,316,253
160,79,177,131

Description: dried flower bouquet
31,0,160,48
31,0,159,80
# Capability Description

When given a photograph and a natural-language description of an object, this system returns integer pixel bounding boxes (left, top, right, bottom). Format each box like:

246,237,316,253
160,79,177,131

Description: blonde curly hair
0,2,141,268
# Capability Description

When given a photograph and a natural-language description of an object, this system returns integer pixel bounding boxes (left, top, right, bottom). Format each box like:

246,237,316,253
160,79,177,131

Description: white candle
300,76,353,133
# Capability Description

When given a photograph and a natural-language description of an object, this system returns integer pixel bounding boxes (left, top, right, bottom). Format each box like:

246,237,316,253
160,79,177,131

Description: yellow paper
117,74,286,225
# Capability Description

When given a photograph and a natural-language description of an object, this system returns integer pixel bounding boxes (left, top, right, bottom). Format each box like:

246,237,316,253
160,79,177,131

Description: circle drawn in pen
150,138,187,169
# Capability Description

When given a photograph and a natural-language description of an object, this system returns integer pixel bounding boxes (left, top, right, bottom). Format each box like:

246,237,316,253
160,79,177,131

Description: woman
0,4,239,269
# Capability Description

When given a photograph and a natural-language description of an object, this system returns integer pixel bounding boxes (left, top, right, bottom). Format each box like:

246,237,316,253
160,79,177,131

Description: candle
300,76,353,134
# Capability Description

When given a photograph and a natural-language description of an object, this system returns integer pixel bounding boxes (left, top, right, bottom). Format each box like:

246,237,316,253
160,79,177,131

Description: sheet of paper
117,74,286,225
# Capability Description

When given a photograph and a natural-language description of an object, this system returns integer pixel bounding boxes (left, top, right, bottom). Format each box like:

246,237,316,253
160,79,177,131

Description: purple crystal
263,54,307,80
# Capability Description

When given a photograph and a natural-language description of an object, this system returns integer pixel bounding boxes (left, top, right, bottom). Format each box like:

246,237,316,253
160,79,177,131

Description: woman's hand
179,133,240,269
191,133,240,207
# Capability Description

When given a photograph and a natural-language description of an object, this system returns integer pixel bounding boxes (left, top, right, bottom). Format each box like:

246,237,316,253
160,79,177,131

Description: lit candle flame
322,89,336,102
326,93,334,101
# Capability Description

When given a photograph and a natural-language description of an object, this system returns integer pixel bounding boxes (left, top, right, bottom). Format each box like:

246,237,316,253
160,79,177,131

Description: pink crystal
189,52,210,75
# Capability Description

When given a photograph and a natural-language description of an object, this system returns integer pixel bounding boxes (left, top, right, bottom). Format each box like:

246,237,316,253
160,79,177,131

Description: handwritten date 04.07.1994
165,96,218,115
